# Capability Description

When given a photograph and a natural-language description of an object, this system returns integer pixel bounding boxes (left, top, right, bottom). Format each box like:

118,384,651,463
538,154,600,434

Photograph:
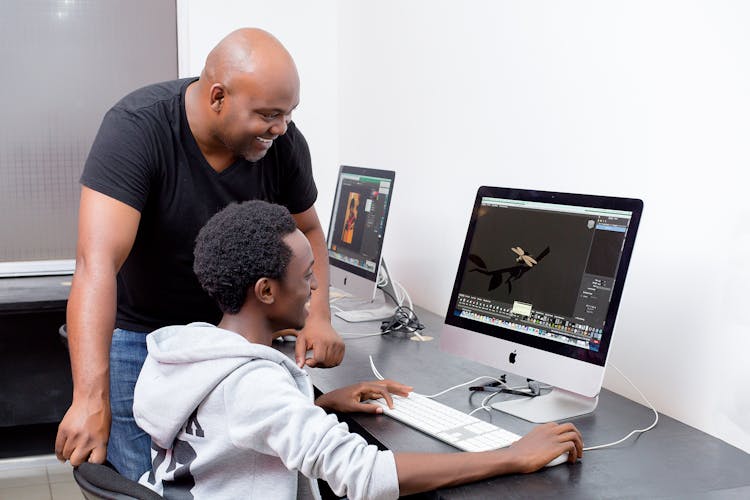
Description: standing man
55,28,344,480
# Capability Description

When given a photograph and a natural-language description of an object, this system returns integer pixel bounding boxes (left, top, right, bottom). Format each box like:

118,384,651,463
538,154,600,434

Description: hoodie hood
133,322,302,448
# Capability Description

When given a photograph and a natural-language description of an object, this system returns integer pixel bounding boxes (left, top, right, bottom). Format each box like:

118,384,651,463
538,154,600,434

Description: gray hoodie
133,322,399,500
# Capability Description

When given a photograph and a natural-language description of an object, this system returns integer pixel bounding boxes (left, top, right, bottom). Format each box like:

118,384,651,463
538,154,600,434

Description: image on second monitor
327,165,396,322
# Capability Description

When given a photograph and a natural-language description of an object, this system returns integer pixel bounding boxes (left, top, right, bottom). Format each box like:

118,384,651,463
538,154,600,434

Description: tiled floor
0,455,83,500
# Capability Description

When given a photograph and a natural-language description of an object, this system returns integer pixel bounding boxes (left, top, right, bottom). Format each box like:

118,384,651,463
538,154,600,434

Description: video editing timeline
454,197,633,352
456,295,603,350
329,173,391,273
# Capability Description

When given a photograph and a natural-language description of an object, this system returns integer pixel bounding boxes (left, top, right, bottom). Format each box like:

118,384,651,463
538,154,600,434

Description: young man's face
272,229,317,331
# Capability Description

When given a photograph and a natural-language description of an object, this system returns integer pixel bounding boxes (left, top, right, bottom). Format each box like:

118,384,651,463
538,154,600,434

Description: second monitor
440,186,643,422
327,165,396,322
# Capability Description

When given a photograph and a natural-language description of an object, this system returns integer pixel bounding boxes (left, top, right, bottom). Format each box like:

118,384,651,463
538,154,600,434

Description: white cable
394,284,404,306
469,391,501,415
467,382,534,415
376,266,389,288
583,363,659,451
369,356,511,398
422,376,510,398
369,355,385,380
340,331,387,339
380,265,403,305
394,280,412,310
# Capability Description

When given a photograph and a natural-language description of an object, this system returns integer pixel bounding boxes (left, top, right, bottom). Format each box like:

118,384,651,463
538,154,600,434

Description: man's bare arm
55,187,140,465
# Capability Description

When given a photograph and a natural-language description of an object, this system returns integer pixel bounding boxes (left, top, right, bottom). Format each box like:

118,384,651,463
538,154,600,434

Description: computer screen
440,186,642,422
327,165,395,304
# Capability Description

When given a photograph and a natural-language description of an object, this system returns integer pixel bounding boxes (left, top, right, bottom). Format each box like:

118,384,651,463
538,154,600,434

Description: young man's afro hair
193,200,297,314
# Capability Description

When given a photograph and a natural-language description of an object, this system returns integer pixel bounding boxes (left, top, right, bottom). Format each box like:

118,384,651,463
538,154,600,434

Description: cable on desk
339,331,387,339
369,355,512,399
377,286,425,340
582,363,659,451
469,391,502,416
467,383,541,415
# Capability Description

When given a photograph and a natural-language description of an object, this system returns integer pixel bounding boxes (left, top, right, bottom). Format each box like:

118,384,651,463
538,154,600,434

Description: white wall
181,1,750,453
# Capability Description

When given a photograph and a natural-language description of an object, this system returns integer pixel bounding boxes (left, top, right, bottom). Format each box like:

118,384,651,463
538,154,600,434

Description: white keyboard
369,392,521,452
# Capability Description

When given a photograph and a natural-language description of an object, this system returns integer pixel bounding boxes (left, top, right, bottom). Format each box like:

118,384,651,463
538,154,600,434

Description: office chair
58,323,68,349
73,462,162,500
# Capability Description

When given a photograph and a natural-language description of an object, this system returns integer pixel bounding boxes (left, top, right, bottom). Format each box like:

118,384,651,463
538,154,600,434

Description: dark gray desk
0,275,72,430
279,307,750,499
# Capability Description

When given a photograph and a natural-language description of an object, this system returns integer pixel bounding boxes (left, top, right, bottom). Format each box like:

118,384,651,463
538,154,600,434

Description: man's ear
209,83,226,113
254,277,275,305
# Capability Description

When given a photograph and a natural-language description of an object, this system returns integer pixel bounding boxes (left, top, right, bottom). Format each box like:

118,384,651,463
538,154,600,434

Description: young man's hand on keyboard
507,422,584,472
315,379,413,414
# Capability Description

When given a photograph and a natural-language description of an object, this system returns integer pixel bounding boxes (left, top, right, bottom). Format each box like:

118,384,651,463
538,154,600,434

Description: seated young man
133,200,583,499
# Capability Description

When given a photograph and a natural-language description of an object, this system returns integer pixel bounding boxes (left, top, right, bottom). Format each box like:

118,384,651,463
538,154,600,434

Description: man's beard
217,133,268,163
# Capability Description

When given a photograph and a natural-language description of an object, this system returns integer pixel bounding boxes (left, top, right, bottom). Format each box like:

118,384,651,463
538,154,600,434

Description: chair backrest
73,462,162,500
59,323,68,349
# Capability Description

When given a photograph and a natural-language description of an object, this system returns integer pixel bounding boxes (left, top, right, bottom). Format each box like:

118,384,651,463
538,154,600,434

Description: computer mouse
545,452,569,467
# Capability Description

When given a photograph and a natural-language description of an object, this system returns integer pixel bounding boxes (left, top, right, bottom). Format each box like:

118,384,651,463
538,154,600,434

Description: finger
68,446,92,467
89,444,108,464
570,430,584,458
557,429,582,445
305,351,325,368
555,422,579,435
294,332,308,367
381,379,413,396
557,430,584,459
332,341,345,365
368,386,394,408
54,430,67,461
305,341,329,368
353,402,385,414
61,437,80,464
363,383,392,399
565,441,578,463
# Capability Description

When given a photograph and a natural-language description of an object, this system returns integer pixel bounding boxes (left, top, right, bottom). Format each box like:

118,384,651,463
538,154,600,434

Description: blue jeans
107,328,151,481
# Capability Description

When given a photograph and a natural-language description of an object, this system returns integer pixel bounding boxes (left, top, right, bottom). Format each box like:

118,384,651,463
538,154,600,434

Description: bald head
202,28,298,91
188,28,301,166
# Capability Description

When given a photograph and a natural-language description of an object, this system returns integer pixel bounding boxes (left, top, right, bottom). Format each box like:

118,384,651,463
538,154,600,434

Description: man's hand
55,397,111,466
293,317,345,368
315,379,412,414
506,422,584,473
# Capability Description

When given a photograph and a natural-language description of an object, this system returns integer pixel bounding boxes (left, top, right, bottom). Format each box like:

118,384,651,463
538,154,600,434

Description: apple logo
509,350,517,364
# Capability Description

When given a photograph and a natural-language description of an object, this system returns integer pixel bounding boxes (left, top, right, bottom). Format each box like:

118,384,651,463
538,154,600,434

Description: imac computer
327,165,396,322
440,186,642,422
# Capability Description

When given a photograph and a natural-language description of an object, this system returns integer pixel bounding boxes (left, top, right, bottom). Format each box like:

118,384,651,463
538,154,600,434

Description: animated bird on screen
469,246,550,294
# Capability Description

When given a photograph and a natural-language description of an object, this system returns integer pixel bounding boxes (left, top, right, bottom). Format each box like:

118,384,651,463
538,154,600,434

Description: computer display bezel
326,165,396,283
444,186,643,368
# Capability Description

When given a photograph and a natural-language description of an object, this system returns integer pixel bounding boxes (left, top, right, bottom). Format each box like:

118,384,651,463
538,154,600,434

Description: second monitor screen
329,172,392,274
454,197,632,353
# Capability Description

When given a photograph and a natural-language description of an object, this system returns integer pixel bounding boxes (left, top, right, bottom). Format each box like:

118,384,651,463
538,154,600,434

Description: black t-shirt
80,78,318,332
